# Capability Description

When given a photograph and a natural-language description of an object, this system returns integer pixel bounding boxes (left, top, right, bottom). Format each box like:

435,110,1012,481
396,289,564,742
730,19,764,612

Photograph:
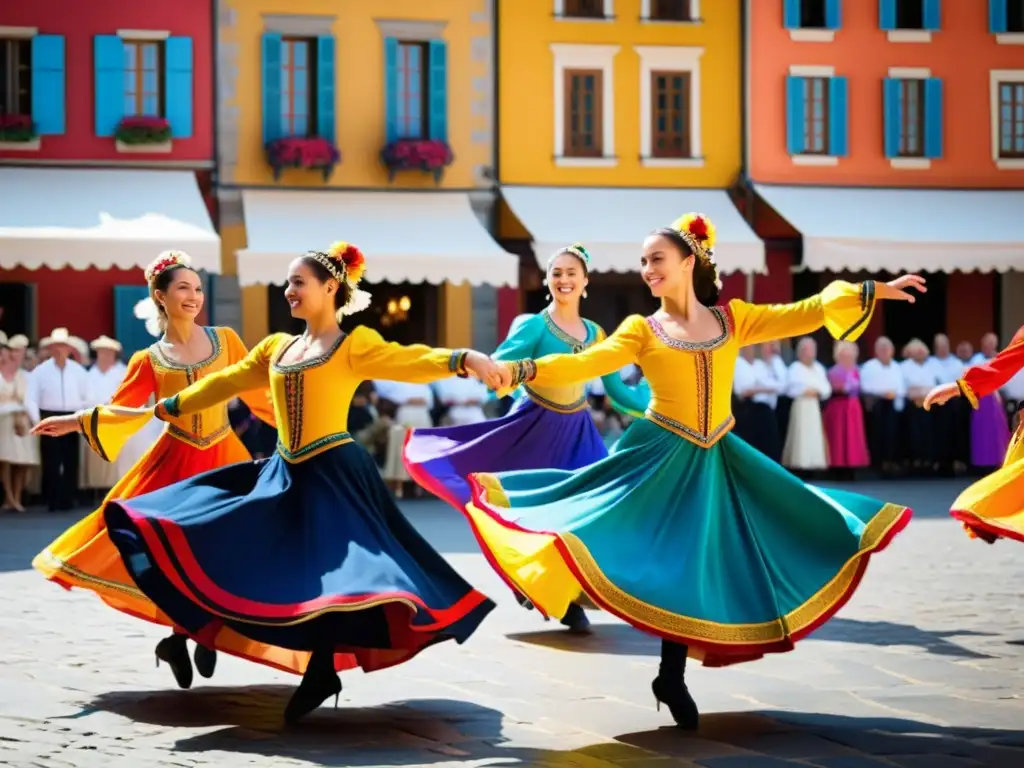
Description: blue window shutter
825,0,842,29
114,286,155,359
316,35,336,142
883,78,902,158
164,37,193,139
923,0,941,29
384,37,399,144
785,76,805,155
261,33,283,144
828,76,849,156
428,41,448,142
31,35,65,135
990,0,1008,33
879,0,896,29
924,78,943,158
94,35,124,137
783,0,801,29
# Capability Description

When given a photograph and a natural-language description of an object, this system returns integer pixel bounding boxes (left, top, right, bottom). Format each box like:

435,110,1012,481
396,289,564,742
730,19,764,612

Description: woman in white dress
0,334,40,511
782,336,832,471
376,379,435,496
81,336,127,496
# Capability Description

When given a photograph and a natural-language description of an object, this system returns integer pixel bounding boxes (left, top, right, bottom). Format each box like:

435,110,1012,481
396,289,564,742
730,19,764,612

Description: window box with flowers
114,116,173,153
380,139,454,183
265,137,341,182
0,115,40,151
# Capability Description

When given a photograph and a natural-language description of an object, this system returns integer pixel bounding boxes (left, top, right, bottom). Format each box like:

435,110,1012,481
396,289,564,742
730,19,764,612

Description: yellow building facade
213,0,517,348
497,0,763,311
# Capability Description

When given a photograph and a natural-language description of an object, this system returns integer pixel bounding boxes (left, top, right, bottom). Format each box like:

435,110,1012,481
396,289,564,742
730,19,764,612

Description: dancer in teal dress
463,213,926,729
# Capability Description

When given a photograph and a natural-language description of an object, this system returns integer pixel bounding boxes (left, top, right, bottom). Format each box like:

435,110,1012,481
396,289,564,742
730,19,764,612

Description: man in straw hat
81,336,126,500
24,328,90,511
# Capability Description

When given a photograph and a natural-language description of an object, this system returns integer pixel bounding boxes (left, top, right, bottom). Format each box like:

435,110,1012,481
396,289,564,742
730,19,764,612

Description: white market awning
501,186,765,274
0,168,220,272
237,190,518,287
754,185,1024,273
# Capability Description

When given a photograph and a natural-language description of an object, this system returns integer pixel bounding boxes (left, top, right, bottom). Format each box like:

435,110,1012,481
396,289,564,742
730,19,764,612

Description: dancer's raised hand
876,274,927,303
923,382,959,411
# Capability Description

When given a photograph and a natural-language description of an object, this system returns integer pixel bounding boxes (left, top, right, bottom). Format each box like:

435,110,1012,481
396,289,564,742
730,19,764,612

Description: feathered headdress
671,213,722,291
306,241,373,316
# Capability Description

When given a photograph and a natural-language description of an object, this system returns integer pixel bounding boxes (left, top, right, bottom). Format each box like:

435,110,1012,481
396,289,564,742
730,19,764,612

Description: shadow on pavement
807,617,997,659
77,687,1024,765
506,622,657,655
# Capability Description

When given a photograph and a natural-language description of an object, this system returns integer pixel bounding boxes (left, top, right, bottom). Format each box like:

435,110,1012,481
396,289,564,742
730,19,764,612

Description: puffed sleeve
508,315,647,394
957,329,1024,409
221,327,277,428
589,323,651,418
347,325,469,383
78,351,158,461
730,281,877,347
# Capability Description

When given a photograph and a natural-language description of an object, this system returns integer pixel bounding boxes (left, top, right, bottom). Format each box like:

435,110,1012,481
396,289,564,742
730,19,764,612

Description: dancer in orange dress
924,326,1024,543
31,250,291,689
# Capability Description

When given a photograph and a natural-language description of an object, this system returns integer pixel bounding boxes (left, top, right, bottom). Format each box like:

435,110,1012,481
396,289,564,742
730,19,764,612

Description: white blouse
900,359,940,397
785,360,832,401
860,358,907,412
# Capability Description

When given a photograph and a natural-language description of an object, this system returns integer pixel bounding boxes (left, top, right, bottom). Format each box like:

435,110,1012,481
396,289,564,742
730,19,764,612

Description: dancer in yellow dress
924,326,1024,543
464,214,924,729
31,250,289,689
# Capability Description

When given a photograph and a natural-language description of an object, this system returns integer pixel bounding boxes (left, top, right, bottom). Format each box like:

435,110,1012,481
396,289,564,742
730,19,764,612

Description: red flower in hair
327,241,366,284
687,215,709,241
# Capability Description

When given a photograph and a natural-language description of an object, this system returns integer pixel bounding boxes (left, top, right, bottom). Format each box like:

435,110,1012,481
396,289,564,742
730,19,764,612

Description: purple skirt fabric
971,394,1011,468
403,399,608,509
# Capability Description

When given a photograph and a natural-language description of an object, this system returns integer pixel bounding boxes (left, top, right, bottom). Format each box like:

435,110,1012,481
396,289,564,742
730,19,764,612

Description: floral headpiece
145,250,192,284
548,242,591,269
307,241,373,316
671,213,721,291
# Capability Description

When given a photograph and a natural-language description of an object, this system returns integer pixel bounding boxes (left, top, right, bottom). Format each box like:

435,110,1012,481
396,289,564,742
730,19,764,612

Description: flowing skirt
464,419,910,667
404,398,608,510
971,394,1011,468
822,395,870,468
104,441,494,675
951,420,1024,543
782,397,828,470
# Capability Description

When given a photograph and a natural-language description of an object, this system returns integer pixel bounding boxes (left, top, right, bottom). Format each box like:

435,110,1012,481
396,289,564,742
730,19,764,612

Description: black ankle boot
194,643,217,679
155,633,193,690
652,640,699,729
560,602,592,634
284,649,342,724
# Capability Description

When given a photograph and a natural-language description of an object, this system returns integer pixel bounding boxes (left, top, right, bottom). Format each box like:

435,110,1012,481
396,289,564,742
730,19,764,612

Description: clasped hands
462,351,516,392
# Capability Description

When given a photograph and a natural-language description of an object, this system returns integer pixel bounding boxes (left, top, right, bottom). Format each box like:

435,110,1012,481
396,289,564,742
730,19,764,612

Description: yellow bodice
155,326,468,463
513,281,877,448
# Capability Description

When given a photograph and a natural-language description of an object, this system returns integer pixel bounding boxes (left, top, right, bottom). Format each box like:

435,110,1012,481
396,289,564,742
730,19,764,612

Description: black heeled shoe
513,591,535,611
155,634,193,690
651,676,699,730
284,671,342,723
560,602,592,635
194,644,217,679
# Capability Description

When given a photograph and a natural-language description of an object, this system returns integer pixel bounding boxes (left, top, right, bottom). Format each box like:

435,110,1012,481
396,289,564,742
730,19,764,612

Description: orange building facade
745,0,1024,353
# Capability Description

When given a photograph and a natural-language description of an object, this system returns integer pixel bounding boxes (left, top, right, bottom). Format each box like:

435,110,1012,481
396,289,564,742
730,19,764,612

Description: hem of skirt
402,428,465,512
33,548,149,601
467,473,912,664
951,509,1024,544
111,501,492,631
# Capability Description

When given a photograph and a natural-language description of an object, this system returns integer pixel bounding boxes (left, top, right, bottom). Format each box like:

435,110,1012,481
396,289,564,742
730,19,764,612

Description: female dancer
924,326,1024,543
403,243,649,633
464,213,923,729
967,334,1012,469
52,242,500,723
31,250,281,689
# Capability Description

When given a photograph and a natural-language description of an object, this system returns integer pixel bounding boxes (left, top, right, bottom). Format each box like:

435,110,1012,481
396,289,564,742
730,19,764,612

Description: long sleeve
730,281,877,347
158,334,279,420
522,315,647,391
958,331,1024,408
23,368,41,424
591,325,650,417
347,325,467,384
109,351,157,407
491,314,541,362
222,327,277,428
77,352,160,461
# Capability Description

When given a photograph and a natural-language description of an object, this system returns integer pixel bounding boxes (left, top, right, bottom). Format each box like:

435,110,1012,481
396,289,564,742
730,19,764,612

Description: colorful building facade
214,0,516,349
496,0,765,333
746,0,1024,351
0,0,217,354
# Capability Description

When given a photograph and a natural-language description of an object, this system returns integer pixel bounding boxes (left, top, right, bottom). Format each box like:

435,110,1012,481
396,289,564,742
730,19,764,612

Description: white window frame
553,0,614,21
636,45,704,168
640,0,701,24
551,43,619,167
990,69,1024,170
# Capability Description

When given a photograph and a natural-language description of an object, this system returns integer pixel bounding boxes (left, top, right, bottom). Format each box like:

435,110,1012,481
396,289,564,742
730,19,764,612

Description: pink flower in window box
115,116,172,145
265,137,341,182
380,139,454,183
0,114,36,143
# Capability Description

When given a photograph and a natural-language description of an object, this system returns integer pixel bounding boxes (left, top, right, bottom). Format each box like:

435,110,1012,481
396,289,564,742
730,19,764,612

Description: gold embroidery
167,423,230,449
645,408,735,448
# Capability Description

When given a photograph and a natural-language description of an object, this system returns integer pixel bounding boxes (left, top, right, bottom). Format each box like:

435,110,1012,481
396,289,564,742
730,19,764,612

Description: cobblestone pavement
1,478,1022,767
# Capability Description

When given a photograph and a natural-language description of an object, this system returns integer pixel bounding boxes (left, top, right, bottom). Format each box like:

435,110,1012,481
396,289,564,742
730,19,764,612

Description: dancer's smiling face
546,252,588,306
154,267,204,324
640,233,688,298
284,258,338,322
